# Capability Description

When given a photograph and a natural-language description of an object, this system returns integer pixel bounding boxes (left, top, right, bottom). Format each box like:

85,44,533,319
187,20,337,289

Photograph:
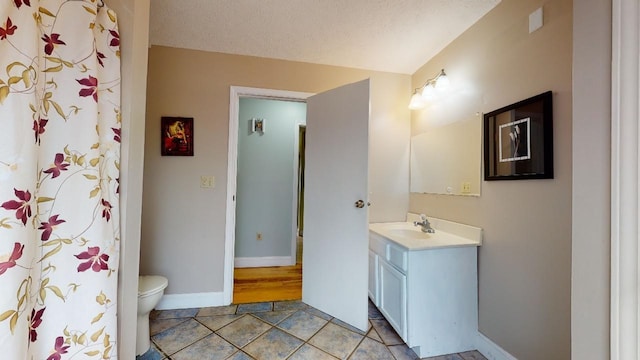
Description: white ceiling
149,0,500,75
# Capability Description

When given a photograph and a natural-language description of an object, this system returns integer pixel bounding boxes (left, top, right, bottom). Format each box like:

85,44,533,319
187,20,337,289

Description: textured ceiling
149,0,500,75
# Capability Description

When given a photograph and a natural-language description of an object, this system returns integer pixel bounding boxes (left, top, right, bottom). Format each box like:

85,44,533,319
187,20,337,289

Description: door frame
224,86,314,304
610,0,640,357
296,125,307,238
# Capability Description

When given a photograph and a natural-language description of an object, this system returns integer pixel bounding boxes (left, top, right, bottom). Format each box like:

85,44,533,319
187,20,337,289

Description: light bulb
435,72,450,90
408,93,425,110
421,83,436,100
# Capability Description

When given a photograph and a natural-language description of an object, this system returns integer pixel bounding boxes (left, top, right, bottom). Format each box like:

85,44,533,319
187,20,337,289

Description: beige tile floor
138,300,488,360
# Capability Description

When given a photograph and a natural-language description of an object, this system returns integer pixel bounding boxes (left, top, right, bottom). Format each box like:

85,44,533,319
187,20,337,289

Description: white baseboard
234,256,294,268
156,291,226,310
475,332,518,360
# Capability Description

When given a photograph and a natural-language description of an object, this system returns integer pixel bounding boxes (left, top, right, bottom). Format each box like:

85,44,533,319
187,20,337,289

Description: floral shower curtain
0,0,121,358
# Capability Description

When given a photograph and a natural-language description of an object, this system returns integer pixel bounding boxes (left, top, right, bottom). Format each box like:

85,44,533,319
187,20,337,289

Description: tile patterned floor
138,300,488,360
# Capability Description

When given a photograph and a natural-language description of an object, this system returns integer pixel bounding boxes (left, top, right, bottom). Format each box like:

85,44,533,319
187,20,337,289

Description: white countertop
369,218,482,251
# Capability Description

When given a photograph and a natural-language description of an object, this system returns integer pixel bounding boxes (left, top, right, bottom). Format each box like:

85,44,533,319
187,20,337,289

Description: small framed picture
484,91,553,180
161,117,194,156
251,118,265,133
498,117,531,163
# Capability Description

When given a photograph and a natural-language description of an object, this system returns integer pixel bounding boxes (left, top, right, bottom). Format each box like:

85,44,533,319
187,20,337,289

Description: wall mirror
410,114,482,196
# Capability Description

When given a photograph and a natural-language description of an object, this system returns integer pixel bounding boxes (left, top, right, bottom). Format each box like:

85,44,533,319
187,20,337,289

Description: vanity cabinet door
368,250,379,305
378,260,407,340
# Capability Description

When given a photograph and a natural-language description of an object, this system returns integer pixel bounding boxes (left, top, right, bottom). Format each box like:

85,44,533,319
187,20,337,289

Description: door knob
354,200,370,208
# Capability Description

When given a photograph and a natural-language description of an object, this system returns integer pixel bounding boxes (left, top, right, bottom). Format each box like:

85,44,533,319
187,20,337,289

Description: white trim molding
475,332,518,360
610,0,640,358
234,256,295,268
156,291,226,310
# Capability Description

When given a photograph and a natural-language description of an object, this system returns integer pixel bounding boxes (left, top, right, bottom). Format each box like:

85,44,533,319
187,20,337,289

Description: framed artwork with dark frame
483,91,553,180
161,117,194,156
251,118,265,134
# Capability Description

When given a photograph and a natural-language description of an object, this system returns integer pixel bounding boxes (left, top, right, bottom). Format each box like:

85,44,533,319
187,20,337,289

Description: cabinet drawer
386,243,408,272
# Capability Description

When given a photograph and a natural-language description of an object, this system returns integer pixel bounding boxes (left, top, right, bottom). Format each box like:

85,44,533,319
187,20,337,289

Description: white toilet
137,275,168,356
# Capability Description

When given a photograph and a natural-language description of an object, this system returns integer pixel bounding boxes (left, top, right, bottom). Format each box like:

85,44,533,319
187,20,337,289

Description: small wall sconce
408,69,450,110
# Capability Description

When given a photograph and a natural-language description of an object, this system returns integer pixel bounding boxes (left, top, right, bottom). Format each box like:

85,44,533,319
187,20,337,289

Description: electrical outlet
256,232,262,240
462,182,471,194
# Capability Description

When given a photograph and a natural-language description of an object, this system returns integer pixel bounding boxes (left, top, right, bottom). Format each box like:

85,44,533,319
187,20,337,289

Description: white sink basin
369,216,482,250
388,228,431,240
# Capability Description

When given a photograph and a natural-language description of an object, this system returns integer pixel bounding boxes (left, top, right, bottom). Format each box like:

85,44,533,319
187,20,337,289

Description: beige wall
142,47,411,294
110,0,150,358
409,0,572,359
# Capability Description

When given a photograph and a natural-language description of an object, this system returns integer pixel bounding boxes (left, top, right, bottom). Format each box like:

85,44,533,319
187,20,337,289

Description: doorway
234,126,307,304
297,125,306,238
226,89,312,304
224,81,370,331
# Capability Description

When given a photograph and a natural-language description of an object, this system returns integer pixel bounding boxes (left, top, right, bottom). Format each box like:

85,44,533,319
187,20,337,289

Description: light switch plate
200,176,214,188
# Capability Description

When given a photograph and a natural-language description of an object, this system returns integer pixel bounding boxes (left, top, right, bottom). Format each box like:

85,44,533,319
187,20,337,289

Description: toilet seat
138,275,168,297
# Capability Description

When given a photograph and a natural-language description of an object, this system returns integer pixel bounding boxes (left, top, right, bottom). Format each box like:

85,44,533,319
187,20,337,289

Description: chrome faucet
413,214,435,233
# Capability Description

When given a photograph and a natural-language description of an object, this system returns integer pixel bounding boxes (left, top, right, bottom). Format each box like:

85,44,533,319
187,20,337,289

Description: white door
302,79,370,331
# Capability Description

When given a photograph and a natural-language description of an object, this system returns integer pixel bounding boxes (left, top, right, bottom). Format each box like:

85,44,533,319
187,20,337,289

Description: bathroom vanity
368,214,482,358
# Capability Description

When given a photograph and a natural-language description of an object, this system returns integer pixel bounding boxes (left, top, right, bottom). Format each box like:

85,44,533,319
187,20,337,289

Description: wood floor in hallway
232,237,303,304
232,263,302,304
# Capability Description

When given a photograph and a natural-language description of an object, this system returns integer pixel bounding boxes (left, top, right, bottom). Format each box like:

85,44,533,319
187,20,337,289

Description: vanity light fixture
408,69,449,110
408,90,425,110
